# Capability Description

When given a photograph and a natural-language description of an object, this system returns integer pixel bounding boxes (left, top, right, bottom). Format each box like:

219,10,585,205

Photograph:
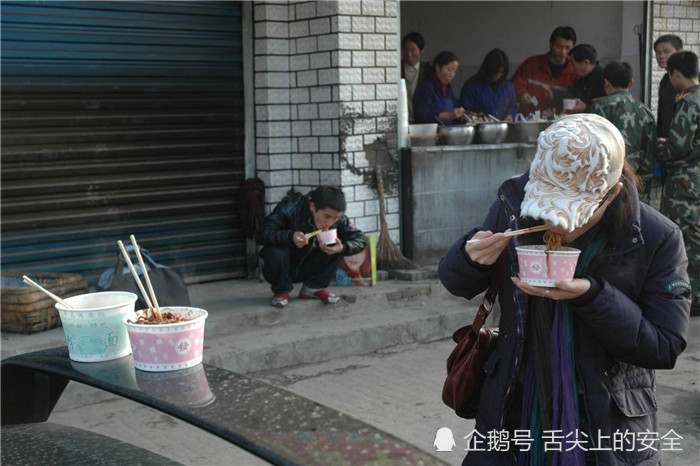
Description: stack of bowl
409,123,438,147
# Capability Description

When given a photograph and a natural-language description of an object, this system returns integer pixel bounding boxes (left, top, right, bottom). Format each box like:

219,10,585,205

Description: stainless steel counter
401,143,536,264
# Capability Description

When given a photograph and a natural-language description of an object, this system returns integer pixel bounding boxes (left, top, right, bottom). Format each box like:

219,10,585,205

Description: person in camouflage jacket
590,61,657,203
657,51,700,314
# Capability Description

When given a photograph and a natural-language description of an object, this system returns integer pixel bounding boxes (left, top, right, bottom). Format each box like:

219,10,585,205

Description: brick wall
651,1,700,115
253,0,401,243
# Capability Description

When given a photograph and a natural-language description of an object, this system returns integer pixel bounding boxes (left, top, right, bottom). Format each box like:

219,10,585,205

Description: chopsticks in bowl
129,235,163,321
22,275,75,309
117,240,154,312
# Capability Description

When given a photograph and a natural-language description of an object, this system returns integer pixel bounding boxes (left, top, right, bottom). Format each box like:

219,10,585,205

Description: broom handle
375,166,387,219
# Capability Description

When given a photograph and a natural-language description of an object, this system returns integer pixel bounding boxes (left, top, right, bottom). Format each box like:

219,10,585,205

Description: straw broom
375,166,415,270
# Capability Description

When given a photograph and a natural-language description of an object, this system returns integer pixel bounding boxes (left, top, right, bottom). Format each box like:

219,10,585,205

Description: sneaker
299,286,340,304
271,293,290,307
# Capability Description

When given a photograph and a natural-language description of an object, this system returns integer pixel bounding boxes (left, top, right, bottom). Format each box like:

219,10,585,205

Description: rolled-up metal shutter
1,1,246,285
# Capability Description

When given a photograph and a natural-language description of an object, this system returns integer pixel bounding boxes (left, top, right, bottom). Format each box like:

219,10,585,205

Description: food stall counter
401,143,537,264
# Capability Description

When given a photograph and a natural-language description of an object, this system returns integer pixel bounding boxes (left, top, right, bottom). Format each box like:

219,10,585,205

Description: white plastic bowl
409,123,438,137
56,291,137,362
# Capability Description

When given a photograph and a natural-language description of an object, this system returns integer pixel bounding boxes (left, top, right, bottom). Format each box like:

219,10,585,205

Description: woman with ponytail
439,114,691,465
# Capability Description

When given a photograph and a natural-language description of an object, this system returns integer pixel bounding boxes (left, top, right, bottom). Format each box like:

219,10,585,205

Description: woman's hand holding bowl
511,276,591,300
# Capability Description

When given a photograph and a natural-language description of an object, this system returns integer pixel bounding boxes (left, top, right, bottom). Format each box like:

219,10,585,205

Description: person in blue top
413,51,466,125
459,48,518,121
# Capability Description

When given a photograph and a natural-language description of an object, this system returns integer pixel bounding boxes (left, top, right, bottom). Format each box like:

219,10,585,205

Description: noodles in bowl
543,230,562,252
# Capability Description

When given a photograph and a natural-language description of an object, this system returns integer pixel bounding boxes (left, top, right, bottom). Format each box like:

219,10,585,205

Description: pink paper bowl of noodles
317,229,337,245
515,245,581,287
123,307,208,372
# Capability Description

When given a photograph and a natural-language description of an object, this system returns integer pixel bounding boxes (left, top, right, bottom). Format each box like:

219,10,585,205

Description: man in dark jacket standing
654,34,683,139
439,114,690,465
566,44,606,112
257,186,367,307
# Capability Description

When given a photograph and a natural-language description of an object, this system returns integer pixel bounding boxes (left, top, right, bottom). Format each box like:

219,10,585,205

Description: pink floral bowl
317,228,337,245
123,307,208,372
515,245,581,287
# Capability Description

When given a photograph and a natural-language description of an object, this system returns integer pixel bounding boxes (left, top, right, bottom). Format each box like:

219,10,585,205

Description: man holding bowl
257,186,367,307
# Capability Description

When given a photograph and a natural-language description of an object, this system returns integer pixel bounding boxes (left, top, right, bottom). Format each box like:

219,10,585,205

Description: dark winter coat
257,193,367,260
413,76,460,125
438,172,691,465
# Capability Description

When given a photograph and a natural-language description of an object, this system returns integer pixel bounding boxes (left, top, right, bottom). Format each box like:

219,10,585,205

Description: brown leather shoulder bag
442,256,506,419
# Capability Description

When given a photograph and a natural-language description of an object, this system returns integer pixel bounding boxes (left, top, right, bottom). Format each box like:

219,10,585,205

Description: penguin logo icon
433,427,456,452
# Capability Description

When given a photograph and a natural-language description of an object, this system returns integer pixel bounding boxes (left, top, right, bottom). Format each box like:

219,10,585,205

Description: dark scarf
518,228,607,466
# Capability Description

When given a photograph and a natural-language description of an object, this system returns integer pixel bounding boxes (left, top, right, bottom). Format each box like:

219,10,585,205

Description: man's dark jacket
257,193,367,260
438,173,691,465
570,64,606,111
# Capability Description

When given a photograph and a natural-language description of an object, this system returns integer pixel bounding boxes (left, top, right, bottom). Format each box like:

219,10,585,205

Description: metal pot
476,122,508,144
438,125,475,145
506,121,553,143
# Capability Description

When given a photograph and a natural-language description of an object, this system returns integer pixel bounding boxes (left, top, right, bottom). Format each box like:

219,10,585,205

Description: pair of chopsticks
466,224,549,244
305,229,323,239
22,275,75,309
118,235,162,321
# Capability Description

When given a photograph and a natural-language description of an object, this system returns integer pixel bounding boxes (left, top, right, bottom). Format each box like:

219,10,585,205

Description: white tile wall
291,153,311,168
254,0,400,243
337,1,362,15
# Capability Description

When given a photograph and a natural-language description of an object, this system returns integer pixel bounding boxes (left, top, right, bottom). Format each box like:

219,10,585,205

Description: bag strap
113,244,162,276
470,253,508,333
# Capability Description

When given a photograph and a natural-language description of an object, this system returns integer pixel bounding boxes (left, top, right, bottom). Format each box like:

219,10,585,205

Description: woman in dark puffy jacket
439,114,691,465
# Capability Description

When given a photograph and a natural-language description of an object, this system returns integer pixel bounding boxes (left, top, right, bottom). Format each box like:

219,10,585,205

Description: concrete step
202,279,445,338
203,298,476,374
195,278,483,373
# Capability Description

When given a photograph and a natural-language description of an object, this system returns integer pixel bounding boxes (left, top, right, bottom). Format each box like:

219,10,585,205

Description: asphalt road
48,324,699,466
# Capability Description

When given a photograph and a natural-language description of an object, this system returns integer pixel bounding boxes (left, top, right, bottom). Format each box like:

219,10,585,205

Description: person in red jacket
512,26,579,118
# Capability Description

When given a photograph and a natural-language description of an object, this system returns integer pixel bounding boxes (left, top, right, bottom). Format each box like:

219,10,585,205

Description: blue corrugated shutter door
1,1,246,285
